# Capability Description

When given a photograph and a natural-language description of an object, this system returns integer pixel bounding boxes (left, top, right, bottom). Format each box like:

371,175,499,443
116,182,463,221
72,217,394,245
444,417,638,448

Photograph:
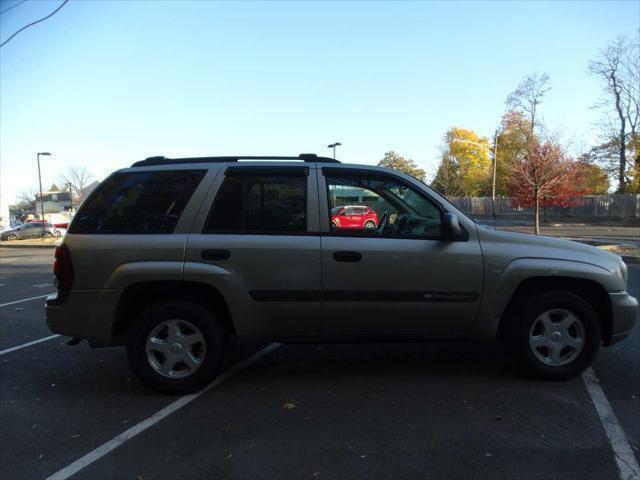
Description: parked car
331,205,379,230
1,222,57,241
45,153,638,394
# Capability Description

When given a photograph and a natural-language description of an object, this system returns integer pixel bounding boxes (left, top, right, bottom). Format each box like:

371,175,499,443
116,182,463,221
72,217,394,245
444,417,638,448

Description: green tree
574,160,610,194
431,152,462,197
377,151,426,181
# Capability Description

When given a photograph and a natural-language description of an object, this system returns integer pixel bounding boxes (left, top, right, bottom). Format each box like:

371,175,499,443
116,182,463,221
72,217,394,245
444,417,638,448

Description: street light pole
491,130,498,219
327,142,342,159
36,152,52,235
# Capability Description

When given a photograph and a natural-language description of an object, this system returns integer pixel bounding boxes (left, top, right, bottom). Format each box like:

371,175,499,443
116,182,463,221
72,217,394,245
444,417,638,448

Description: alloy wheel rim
145,319,206,378
528,309,585,366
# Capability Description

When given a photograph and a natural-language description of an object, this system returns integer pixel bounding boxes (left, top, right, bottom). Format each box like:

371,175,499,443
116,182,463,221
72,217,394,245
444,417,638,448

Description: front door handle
333,251,362,262
201,249,231,261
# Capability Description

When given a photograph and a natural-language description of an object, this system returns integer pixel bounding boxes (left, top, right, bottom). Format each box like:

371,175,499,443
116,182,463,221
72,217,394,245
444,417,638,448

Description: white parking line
46,342,281,480
0,293,54,308
582,367,640,480
0,334,61,356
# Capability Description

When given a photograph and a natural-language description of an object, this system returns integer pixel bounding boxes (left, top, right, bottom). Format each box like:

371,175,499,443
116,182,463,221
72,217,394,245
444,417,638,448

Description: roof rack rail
131,153,340,167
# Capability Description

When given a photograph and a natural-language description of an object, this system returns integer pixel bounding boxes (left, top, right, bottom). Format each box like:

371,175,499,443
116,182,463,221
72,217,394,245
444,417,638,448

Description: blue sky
1,0,638,206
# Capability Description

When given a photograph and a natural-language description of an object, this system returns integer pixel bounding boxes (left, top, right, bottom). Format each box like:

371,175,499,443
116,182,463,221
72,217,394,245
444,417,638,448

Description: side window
205,170,307,234
69,170,206,234
325,170,443,238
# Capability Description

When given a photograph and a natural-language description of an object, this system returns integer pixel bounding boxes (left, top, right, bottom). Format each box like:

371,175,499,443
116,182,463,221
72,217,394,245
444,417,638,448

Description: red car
331,206,378,230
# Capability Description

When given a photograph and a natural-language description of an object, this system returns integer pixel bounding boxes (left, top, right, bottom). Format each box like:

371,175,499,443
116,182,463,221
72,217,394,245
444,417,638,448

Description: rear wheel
500,290,600,380
364,220,376,230
127,299,224,394
41,231,53,238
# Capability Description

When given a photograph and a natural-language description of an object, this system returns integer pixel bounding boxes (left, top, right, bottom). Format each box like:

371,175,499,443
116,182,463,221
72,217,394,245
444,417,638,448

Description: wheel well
498,276,613,344
112,281,236,345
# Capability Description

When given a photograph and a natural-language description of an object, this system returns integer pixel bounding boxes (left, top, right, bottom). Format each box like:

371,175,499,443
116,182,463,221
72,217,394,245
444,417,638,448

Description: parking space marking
46,342,281,480
582,368,640,480
0,334,61,355
0,293,54,308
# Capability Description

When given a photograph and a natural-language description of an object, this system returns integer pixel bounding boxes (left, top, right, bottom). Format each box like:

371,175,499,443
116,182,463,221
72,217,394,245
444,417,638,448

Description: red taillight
53,244,74,291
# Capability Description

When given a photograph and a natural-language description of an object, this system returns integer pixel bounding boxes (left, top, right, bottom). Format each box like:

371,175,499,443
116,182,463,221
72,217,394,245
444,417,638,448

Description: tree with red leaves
508,139,586,234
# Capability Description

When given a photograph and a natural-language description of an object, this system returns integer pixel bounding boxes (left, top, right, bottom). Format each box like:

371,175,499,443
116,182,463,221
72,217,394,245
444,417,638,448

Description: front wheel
41,231,53,238
5,234,17,241
127,299,224,394
500,290,600,380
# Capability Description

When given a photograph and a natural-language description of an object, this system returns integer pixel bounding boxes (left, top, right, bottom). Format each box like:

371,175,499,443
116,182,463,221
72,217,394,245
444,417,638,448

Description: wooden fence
448,194,640,220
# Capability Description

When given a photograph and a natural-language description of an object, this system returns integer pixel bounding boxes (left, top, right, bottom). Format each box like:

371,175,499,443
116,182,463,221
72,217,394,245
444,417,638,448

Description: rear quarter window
69,170,206,234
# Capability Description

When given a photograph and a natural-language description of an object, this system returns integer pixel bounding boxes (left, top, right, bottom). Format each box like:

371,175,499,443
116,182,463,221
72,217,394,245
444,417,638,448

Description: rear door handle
201,249,231,261
333,251,362,262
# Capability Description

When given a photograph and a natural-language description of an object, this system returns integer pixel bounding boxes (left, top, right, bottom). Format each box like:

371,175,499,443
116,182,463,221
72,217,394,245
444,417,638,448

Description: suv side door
184,164,322,338
318,166,483,335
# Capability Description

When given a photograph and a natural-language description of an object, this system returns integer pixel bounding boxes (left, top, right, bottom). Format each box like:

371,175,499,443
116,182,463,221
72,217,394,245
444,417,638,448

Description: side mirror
442,213,463,240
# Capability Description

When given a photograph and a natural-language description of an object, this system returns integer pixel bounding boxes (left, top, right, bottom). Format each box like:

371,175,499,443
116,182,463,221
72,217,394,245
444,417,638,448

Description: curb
0,243,60,249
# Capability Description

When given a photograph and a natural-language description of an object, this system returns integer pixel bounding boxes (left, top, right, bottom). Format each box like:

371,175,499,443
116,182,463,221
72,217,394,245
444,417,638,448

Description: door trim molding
249,290,478,303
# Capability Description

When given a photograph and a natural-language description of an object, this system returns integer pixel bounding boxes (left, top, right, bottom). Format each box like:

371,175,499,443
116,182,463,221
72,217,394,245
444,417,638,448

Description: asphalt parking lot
1,248,638,480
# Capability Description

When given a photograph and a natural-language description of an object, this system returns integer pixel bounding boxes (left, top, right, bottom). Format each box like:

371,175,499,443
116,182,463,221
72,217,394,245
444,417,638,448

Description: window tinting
205,174,307,233
69,170,206,234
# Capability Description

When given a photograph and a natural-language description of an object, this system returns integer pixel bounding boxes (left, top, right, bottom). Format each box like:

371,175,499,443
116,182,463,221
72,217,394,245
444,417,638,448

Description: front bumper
606,291,639,345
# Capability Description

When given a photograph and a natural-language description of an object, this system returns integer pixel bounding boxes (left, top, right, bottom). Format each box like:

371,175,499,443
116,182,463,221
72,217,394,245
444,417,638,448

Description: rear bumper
606,291,639,346
45,290,121,347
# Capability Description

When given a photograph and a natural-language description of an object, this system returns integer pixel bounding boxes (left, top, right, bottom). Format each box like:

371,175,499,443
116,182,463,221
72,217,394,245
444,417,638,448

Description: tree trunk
619,124,626,192
534,189,540,235
613,80,627,192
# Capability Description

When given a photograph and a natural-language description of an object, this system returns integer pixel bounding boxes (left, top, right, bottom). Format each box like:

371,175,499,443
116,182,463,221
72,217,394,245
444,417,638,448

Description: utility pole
68,182,73,212
36,152,52,235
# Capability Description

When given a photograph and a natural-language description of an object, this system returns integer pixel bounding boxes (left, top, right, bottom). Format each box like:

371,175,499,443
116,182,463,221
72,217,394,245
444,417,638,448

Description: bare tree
506,73,551,136
16,187,38,209
59,166,94,201
589,35,640,192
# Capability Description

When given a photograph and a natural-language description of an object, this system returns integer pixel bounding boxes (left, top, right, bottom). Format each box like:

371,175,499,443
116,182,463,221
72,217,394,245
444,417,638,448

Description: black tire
6,234,17,241
54,230,62,237
41,232,53,238
364,220,376,230
500,290,601,380
126,299,224,394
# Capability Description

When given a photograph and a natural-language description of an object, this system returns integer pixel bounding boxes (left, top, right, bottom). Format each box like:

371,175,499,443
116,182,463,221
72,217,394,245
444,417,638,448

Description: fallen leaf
282,402,297,410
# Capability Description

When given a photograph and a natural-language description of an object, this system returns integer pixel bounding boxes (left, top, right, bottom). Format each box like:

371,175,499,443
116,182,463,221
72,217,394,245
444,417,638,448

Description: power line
0,0,28,16
0,0,69,48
